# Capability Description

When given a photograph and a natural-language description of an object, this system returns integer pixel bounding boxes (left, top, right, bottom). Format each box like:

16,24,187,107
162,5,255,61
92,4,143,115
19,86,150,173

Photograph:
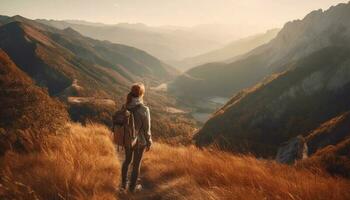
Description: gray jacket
127,99,152,148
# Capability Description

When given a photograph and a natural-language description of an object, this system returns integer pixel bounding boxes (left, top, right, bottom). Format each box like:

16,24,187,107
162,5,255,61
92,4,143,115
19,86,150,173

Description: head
126,83,145,105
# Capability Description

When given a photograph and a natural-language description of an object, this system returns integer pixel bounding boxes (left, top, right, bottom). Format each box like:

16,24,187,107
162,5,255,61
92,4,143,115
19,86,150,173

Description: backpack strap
131,104,143,133
129,105,144,145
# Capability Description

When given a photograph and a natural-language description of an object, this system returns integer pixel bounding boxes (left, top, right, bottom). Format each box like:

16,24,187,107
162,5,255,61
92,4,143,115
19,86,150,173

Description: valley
151,82,229,124
186,96,230,123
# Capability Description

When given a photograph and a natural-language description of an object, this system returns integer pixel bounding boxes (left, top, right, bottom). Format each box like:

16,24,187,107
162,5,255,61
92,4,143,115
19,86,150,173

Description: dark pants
121,146,145,190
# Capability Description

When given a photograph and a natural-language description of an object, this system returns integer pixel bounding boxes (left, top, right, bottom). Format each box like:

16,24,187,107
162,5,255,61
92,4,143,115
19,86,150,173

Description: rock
276,135,308,164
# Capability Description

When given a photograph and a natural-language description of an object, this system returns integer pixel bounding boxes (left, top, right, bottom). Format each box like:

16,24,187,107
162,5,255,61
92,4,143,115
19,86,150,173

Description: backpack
112,105,140,149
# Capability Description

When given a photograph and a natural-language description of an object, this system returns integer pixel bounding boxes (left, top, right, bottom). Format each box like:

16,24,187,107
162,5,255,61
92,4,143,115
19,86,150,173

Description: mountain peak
0,20,26,33
303,9,323,21
62,27,81,36
11,14,25,19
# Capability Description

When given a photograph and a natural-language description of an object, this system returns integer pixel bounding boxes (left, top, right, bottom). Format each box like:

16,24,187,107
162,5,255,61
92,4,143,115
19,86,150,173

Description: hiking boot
129,183,142,193
119,182,127,192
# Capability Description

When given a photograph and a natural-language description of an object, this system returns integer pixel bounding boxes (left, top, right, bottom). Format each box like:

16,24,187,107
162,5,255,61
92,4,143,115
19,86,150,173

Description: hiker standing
113,83,152,192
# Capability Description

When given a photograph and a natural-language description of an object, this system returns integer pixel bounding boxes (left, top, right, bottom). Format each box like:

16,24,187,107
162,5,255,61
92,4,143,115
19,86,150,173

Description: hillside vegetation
300,138,350,178
0,49,68,155
0,49,120,199
297,112,350,178
123,143,350,200
0,123,120,200
2,128,349,200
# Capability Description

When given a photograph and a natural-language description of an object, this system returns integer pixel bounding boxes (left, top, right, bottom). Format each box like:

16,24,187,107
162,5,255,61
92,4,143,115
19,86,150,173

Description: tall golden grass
138,143,350,200
0,123,120,200
1,124,349,200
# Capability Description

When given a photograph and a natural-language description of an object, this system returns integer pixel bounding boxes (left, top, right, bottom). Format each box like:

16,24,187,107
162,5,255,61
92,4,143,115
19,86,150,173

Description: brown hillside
300,138,350,178
0,19,175,96
295,112,350,178
306,111,350,154
195,46,350,156
0,49,68,155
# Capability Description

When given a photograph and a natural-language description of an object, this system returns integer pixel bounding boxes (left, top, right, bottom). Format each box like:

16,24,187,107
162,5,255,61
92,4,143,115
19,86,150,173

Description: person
121,83,152,192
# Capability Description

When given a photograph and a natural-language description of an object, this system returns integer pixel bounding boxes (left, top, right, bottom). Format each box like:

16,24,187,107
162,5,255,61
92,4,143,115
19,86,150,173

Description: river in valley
151,82,229,124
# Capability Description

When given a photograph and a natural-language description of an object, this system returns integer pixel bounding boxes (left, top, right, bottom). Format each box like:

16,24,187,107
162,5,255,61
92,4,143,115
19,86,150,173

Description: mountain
173,29,280,71
0,15,177,97
36,19,227,61
171,2,350,100
195,46,350,156
0,49,68,155
0,15,196,143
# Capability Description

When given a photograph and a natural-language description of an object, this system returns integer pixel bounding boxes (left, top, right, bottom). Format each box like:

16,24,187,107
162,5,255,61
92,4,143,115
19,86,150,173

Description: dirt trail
117,171,188,200
115,149,185,200
116,152,160,200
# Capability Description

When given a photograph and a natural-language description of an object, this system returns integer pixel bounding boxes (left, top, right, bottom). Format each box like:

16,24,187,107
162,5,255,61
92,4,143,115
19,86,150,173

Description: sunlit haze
0,0,348,34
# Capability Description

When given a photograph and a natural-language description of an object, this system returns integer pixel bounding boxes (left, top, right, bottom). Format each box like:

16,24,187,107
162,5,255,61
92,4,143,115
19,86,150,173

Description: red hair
126,83,145,105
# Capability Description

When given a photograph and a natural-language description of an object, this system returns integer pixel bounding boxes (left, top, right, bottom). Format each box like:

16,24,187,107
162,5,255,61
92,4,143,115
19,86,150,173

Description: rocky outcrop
276,136,308,164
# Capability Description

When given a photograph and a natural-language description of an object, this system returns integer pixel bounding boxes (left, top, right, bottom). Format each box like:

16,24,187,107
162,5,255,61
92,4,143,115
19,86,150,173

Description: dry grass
137,143,350,200
0,123,120,200
1,124,349,200
298,138,350,178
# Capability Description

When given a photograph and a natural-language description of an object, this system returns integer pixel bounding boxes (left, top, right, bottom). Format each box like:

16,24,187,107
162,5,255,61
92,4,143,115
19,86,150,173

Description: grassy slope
0,49,69,154
296,112,350,178
0,50,120,199
0,123,120,200
125,143,350,200
300,138,350,179
2,126,349,200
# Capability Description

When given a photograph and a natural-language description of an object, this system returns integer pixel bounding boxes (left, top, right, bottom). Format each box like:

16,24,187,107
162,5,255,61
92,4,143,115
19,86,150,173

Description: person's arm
143,107,152,148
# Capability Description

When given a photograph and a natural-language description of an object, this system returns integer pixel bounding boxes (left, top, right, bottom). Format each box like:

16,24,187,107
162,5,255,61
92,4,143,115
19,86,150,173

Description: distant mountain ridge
35,19,229,61
171,2,350,99
0,15,177,97
173,29,280,71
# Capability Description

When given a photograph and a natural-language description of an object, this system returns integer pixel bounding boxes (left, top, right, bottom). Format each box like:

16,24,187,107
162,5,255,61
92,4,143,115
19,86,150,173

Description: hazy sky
0,0,348,29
